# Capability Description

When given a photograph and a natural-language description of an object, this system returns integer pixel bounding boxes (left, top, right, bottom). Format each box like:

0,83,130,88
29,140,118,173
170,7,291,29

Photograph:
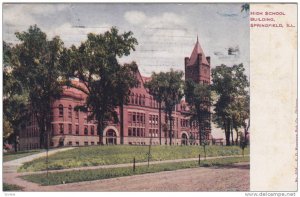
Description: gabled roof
187,36,209,66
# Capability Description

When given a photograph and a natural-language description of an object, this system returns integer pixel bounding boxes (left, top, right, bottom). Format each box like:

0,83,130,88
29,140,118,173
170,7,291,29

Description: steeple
187,36,209,66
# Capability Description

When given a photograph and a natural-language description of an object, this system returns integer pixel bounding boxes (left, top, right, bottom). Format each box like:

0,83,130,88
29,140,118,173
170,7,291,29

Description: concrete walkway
3,147,74,173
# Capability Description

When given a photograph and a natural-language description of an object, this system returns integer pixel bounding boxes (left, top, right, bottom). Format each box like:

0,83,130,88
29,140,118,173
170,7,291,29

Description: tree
8,25,65,149
144,72,167,145
61,27,138,145
185,79,211,144
160,69,184,145
211,64,249,146
185,79,211,157
115,63,139,144
3,41,30,151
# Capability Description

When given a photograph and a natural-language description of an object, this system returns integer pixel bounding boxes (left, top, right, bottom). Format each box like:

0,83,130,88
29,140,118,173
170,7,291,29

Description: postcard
1,2,298,195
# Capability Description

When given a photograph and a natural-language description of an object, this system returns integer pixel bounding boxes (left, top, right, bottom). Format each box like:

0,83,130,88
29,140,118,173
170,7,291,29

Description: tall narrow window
76,125,79,135
135,94,138,105
68,124,72,134
91,126,95,135
139,95,142,105
143,95,146,106
75,110,79,119
59,124,64,134
84,126,88,135
131,93,134,104
59,104,64,117
128,128,132,136
68,105,72,118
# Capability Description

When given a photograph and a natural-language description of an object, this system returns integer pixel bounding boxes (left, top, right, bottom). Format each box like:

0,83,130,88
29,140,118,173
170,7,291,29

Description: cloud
47,22,111,46
124,11,146,25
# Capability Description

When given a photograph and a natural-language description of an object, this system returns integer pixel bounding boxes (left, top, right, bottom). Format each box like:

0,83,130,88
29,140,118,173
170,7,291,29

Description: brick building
19,38,212,150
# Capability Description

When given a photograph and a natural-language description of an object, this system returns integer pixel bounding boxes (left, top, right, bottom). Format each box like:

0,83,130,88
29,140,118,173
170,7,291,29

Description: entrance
181,133,188,145
106,129,117,145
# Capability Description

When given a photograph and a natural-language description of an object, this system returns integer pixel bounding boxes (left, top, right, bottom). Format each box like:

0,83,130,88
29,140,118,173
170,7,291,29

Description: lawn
21,156,249,186
3,183,24,191
19,145,249,172
3,150,44,162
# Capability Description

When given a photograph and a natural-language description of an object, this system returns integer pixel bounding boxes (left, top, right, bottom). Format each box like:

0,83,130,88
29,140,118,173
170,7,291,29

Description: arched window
59,104,64,117
68,105,72,118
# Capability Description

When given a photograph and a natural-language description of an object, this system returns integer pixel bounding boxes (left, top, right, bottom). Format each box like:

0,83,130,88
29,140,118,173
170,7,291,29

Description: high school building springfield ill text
19,38,214,150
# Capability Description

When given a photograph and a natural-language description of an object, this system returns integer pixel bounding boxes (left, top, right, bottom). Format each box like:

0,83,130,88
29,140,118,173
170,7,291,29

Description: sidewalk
18,154,249,175
3,147,74,173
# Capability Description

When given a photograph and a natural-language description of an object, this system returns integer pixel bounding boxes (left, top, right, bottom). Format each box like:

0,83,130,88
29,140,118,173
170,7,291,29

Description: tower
184,36,212,142
185,36,211,85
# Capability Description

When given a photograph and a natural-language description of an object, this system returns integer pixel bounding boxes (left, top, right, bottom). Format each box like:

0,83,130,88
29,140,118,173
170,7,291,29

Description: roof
187,36,209,66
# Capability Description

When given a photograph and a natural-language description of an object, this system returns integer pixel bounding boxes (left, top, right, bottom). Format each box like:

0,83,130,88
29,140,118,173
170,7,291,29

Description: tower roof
187,36,209,66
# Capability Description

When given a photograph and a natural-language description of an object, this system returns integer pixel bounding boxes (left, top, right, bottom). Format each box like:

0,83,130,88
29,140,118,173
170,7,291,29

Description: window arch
59,104,64,117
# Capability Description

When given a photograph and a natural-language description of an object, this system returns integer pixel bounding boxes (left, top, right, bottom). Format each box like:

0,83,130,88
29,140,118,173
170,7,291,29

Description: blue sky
3,3,249,77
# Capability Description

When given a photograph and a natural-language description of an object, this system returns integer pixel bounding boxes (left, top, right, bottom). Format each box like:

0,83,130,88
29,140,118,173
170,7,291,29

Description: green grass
19,145,249,172
3,183,24,191
21,156,249,186
3,150,44,162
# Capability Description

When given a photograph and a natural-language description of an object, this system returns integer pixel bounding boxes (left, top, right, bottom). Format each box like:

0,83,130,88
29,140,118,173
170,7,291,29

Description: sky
3,3,249,78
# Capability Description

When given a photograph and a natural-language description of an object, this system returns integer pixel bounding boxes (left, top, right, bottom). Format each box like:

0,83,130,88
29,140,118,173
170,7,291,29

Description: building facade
19,38,212,150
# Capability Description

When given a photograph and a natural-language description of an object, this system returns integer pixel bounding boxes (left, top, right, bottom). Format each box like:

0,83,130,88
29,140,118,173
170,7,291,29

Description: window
68,105,72,118
75,110,79,119
131,93,134,104
59,104,64,117
128,128,132,136
84,126,88,135
139,95,142,105
133,128,136,136
68,124,72,134
59,124,64,134
91,126,95,135
137,128,140,137
133,113,136,122
142,95,145,106
135,94,138,105
68,141,72,146
84,141,88,146
76,141,79,146
91,142,95,145
128,112,132,123
76,125,79,135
